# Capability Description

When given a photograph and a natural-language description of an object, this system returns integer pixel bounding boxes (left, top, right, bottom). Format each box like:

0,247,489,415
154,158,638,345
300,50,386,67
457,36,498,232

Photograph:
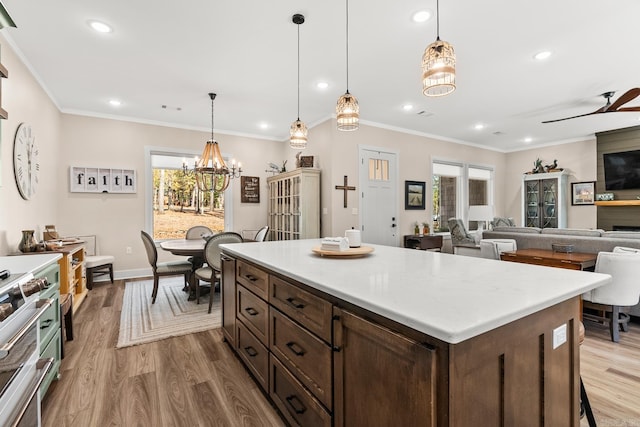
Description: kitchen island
220,239,610,426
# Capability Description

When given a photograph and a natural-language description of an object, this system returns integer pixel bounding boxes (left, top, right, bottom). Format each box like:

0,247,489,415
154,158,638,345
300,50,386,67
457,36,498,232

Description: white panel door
359,147,398,246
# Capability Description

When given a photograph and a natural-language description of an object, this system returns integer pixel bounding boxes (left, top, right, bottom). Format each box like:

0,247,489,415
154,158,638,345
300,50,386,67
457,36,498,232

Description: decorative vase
414,225,420,235
19,230,39,253
423,225,430,235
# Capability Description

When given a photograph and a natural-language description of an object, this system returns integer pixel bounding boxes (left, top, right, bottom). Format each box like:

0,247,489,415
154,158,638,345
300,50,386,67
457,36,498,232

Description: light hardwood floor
42,279,640,426
41,279,284,427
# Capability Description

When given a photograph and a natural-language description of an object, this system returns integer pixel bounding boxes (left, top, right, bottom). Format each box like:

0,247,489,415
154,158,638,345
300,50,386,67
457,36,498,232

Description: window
145,147,232,240
432,161,493,232
468,167,492,231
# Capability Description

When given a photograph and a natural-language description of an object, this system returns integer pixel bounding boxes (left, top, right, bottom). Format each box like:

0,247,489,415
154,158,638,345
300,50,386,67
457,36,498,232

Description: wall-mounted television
603,149,640,190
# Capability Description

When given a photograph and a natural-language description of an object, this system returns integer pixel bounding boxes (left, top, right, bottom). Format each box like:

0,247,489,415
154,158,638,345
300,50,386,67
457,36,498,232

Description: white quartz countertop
0,253,62,274
221,239,611,344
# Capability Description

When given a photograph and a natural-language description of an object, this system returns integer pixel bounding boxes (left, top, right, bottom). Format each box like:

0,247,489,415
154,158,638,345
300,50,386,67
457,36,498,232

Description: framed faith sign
70,166,136,193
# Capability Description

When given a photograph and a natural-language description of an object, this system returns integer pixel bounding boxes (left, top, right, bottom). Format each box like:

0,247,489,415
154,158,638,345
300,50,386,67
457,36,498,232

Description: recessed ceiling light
524,137,533,143
474,123,485,130
402,104,414,111
109,99,121,107
89,20,112,33
317,81,329,89
412,10,432,23
258,122,269,130
533,51,551,61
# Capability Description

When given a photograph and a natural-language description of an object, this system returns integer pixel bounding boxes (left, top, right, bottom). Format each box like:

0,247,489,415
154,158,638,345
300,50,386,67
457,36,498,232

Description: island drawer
270,356,331,427
269,275,332,343
237,284,269,346
270,308,332,410
236,260,269,300
236,321,269,391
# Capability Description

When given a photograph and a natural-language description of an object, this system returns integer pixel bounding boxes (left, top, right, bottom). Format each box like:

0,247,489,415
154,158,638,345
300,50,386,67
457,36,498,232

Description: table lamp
468,205,494,233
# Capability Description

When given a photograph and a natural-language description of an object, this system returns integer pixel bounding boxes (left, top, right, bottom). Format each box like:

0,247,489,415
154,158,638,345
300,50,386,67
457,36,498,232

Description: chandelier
421,0,456,97
195,93,241,193
336,0,359,131
290,14,308,149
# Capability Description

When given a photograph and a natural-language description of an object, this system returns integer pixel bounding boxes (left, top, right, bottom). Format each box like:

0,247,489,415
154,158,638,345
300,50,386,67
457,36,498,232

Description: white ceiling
3,0,640,152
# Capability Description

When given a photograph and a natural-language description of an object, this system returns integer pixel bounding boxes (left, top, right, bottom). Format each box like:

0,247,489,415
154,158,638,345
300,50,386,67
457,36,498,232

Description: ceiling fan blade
606,88,640,112
616,106,640,112
541,111,600,124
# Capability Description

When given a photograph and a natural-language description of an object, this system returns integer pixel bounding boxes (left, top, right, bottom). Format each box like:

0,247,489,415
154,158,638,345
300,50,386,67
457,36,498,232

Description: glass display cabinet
522,171,568,228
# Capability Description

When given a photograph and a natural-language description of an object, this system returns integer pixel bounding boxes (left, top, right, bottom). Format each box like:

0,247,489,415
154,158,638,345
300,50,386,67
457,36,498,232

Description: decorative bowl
551,243,574,253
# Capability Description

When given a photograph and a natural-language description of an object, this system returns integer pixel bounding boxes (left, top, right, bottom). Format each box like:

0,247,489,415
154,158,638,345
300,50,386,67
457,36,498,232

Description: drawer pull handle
244,346,258,357
245,274,258,282
285,395,307,415
40,319,53,329
560,260,572,263
245,307,259,316
533,257,543,260
286,341,306,356
285,297,306,309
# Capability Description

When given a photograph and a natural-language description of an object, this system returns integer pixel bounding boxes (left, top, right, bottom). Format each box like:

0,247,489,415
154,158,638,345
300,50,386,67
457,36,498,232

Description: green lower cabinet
36,262,62,398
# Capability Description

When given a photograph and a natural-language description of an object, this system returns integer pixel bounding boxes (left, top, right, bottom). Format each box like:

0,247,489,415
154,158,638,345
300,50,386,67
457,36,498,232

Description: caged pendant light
290,14,308,149
195,93,242,193
336,0,359,131
421,0,456,97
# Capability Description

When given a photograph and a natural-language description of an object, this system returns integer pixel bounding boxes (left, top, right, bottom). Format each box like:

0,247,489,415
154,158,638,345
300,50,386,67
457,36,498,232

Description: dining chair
140,230,193,304
253,226,269,242
185,225,213,240
582,250,640,342
194,232,243,312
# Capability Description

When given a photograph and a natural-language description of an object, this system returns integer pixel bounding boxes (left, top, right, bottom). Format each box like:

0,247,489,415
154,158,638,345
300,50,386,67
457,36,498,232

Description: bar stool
60,293,74,358
579,321,597,427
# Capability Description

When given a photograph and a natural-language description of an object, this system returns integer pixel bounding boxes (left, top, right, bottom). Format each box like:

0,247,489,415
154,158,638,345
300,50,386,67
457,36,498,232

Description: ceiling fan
542,88,640,123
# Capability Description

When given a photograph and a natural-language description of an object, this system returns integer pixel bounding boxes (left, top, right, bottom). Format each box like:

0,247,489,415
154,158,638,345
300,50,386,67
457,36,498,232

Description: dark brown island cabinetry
221,252,582,427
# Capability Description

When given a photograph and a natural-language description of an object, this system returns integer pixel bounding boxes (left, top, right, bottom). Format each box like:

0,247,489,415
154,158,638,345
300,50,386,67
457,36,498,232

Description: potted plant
422,222,430,235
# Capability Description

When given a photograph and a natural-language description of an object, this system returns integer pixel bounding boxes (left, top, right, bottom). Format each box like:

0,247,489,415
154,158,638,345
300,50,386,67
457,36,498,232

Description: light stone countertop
0,253,62,295
0,253,62,275
221,239,611,344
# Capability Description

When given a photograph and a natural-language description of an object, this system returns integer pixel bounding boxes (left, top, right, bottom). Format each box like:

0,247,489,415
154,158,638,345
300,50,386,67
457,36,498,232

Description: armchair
448,218,481,256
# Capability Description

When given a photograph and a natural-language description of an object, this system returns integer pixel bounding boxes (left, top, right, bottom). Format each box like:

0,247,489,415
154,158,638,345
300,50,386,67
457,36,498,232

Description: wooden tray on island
311,245,374,258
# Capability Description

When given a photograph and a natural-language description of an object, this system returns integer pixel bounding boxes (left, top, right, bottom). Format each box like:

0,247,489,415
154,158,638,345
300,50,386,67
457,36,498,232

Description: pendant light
290,14,308,149
421,0,456,97
195,93,242,193
336,0,359,131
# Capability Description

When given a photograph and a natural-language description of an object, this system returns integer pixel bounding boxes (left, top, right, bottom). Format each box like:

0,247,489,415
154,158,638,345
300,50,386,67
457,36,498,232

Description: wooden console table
501,248,597,271
403,234,443,251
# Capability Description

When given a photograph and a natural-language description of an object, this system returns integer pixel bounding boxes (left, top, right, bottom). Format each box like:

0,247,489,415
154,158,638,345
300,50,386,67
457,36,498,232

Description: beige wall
293,120,509,238
503,139,598,229
57,114,283,275
1,33,602,278
0,34,62,255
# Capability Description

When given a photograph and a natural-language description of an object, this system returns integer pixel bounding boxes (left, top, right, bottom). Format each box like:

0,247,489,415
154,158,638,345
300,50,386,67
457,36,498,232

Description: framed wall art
571,181,595,205
241,176,260,203
405,180,426,210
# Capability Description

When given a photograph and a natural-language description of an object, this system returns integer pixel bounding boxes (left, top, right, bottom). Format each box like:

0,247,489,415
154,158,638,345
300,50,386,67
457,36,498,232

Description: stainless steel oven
0,273,54,427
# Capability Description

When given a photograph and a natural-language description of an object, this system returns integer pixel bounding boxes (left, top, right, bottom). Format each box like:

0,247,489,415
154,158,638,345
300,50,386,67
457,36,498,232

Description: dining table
160,239,206,300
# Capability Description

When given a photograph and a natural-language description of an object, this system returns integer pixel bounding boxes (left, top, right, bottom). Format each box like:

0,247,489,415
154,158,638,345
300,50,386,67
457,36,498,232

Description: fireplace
613,225,640,232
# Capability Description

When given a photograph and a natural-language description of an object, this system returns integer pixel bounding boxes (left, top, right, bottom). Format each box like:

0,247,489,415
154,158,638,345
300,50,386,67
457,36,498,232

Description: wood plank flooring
41,279,284,427
42,279,640,426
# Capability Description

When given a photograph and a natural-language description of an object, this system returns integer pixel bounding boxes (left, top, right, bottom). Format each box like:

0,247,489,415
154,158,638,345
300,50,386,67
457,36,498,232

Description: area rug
116,277,220,348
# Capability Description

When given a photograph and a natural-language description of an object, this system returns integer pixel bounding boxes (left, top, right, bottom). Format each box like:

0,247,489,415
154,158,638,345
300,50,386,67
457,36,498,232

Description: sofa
483,226,640,317
482,227,640,254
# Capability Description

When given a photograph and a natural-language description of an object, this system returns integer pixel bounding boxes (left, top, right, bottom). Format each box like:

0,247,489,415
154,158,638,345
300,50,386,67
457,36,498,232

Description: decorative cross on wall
335,175,356,208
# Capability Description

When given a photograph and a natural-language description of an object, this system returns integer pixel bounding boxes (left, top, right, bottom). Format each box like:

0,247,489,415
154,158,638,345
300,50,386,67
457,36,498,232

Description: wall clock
13,123,39,200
